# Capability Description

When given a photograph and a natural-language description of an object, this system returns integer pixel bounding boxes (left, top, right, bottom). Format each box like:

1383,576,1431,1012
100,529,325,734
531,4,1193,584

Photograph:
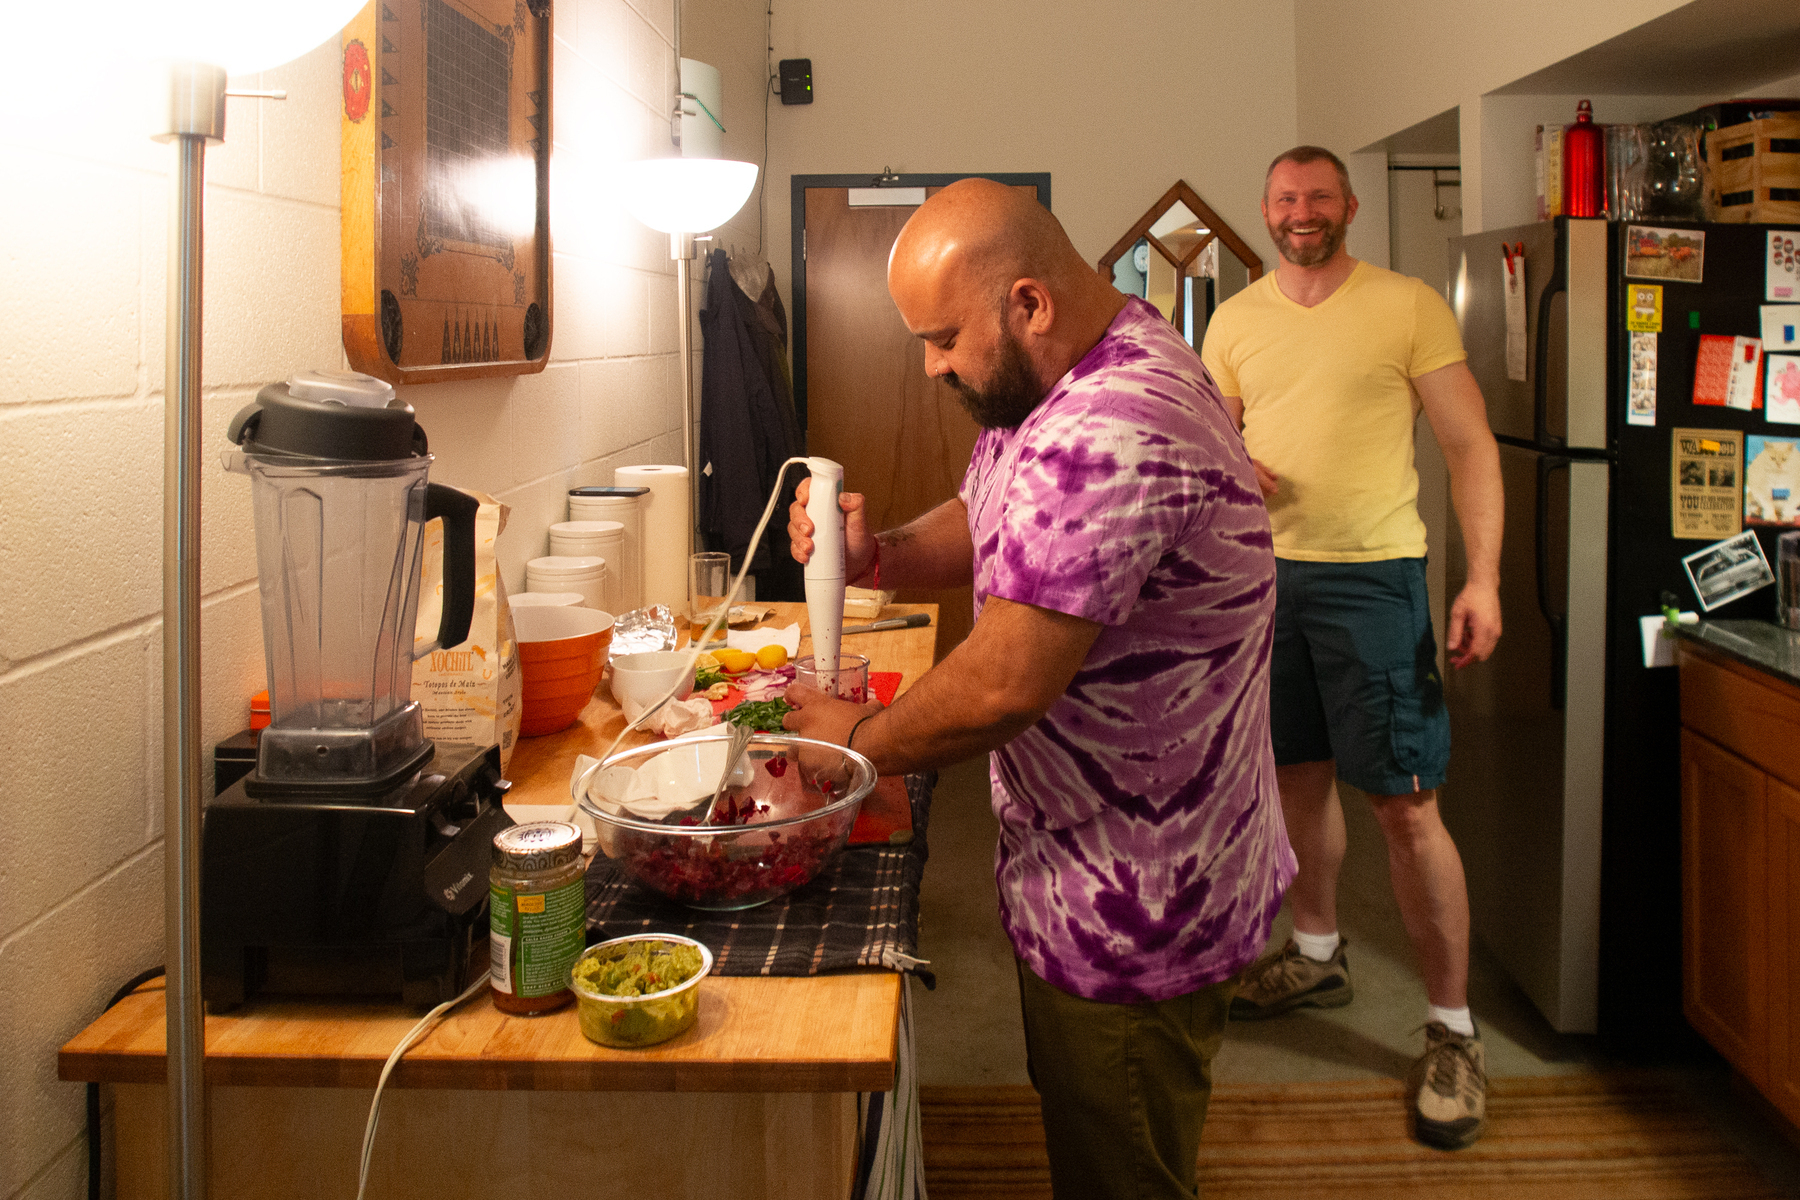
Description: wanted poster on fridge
1672,427,1743,540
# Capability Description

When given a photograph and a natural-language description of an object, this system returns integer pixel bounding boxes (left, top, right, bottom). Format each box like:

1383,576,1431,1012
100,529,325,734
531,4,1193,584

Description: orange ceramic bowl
513,606,615,736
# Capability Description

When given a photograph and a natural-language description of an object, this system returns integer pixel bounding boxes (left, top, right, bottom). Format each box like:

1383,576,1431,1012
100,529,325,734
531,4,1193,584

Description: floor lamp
618,156,757,557
137,6,364,1196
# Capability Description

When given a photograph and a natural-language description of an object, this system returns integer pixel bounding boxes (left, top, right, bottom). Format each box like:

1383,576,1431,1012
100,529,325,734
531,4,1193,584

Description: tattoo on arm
877,527,914,548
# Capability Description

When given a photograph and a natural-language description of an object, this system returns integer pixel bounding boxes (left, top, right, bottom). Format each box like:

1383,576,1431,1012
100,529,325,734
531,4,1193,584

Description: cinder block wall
0,1,692,1194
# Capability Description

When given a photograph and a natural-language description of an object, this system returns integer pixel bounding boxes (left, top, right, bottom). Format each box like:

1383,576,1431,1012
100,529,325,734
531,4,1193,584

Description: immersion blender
803,457,847,697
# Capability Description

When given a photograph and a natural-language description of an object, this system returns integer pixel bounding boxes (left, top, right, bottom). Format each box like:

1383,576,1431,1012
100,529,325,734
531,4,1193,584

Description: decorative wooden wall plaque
340,0,552,385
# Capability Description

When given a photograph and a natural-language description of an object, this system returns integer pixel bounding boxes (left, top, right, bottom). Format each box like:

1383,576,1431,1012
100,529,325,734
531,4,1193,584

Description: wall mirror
1098,181,1263,346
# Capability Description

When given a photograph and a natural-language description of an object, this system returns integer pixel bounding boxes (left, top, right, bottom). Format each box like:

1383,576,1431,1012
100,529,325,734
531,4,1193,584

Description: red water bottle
1562,99,1605,218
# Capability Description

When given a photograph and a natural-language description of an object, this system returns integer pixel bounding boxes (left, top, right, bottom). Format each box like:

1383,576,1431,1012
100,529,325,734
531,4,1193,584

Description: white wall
0,1,686,1195
759,0,1299,313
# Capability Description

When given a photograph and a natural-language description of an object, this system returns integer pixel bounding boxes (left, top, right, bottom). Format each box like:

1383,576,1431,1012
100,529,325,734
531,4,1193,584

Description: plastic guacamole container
569,934,713,1048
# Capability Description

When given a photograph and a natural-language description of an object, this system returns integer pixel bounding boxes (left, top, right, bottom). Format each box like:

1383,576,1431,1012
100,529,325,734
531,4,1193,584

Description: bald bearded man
784,179,1295,1199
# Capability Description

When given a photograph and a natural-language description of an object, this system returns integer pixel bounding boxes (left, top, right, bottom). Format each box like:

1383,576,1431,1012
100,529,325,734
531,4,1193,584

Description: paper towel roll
616,465,690,613
566,498,644,611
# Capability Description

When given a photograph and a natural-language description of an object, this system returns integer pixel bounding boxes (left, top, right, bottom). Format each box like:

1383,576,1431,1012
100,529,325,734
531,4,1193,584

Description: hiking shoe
1409,1022,1487,1150
1228,937,1354,1020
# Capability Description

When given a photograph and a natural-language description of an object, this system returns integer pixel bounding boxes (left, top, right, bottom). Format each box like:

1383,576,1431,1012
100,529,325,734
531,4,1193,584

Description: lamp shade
618,158,759,235
102,0,368,73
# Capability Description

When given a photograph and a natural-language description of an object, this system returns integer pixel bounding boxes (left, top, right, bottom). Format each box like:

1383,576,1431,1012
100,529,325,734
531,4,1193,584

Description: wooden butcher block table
61,602,938,1200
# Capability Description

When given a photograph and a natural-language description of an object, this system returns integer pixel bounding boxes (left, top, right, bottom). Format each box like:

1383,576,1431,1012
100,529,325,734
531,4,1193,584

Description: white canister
549,521,624,613
507,591,586,610
568,489,646,611
525,556,608,613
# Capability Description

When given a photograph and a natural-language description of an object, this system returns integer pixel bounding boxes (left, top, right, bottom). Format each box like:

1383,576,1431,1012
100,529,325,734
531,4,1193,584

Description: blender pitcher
223,370,477,794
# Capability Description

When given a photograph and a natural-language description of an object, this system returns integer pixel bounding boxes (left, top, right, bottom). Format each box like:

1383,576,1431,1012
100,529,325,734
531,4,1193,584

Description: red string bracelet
870,540,881,591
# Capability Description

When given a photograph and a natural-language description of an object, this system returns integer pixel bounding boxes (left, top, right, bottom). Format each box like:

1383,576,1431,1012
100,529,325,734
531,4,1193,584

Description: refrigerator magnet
1625,225,1704,284
1746,434,1800,524
1769,232,1799,302
1626,284,1663,332
1682,530,1773,611
1761,304,1800,352
1692,334,1763,410
1768,355,1800,425
1628,331,1658,426
1672,427,1743,540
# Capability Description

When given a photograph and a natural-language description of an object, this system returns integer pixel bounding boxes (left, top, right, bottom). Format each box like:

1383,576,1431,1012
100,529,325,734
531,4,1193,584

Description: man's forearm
842,596,1100,776
855,499,975,591
1443,439,1503,587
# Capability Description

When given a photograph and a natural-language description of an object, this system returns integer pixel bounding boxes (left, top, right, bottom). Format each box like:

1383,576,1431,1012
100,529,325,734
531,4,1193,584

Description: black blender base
201,742,510,1010
205,931,481,1012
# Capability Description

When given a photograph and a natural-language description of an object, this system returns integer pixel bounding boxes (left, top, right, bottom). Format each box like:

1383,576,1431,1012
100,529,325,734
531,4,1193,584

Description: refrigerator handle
1536,454,1570,711
1533,242,1568,451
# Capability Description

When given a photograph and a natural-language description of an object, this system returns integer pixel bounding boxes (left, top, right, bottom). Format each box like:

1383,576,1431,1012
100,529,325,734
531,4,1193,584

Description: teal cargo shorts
1016,960,1238,1200
1270,556,1450,795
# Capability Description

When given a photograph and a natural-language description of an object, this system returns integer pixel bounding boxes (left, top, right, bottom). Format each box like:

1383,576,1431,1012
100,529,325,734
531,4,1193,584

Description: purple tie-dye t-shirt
961,297,1294,1005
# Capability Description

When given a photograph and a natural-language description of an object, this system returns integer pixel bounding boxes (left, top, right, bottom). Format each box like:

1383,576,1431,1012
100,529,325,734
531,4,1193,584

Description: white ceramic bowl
610,650,695,723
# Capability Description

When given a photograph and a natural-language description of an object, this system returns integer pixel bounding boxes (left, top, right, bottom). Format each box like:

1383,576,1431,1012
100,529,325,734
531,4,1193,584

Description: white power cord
589,456,815,769
355,969,491,1200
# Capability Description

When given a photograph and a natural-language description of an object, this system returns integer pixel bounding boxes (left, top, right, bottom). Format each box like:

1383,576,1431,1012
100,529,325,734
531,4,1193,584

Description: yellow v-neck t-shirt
1201,261,1466,562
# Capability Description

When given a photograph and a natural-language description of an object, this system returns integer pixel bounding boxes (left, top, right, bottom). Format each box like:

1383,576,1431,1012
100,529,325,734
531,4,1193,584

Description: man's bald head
885,179,1126,429
889,178,1088,306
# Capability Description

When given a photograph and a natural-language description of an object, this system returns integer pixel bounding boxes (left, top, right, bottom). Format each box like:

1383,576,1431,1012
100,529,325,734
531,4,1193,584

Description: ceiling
1493,0,1800,96
1379,108,1461,157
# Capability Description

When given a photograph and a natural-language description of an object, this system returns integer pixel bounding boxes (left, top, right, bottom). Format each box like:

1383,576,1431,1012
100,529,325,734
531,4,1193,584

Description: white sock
1429,1005,1475,1037
1292,929,1340,962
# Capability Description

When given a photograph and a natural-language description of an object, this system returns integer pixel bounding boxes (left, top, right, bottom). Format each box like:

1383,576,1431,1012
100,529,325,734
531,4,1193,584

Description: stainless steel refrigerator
1444,216,1798,1041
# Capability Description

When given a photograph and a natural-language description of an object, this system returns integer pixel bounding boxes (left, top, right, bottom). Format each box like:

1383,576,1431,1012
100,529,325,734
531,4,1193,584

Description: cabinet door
1769,777,1800,1125
1681,730,1769,1086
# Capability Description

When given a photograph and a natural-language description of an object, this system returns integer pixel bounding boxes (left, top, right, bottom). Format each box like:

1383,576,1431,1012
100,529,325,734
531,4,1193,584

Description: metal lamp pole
154,59,225,1200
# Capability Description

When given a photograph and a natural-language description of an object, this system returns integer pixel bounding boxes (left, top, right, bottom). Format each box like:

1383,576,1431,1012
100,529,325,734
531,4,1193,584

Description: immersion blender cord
587,456,817,770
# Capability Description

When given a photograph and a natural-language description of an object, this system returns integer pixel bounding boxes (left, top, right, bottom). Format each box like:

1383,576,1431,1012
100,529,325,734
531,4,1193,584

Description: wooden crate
1706,114,1800,223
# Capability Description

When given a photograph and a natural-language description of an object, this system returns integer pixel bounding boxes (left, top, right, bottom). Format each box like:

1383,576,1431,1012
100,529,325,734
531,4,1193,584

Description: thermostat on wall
779,59,812,105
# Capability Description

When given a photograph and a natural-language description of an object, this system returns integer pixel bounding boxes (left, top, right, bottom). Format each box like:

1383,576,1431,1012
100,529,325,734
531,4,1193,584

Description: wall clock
340,0,552,385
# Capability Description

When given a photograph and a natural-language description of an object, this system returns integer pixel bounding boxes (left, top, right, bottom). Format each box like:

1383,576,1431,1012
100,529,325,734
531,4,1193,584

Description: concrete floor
912,756,1800,1191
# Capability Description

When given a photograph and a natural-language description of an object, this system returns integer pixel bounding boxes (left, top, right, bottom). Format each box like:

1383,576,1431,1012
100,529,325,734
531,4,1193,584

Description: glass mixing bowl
574,732,876,911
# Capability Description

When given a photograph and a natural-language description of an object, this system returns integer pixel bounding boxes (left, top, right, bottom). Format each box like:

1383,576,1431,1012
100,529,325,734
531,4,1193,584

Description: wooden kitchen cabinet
1678,639,1800,1128
1680,728,1769,1088
1770,776,1800,1122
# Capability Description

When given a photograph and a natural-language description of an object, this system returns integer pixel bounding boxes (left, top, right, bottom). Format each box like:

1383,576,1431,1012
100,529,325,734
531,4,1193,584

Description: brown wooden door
1681,728,1770,1085
1768,774,1800,1126
802,182,1040,660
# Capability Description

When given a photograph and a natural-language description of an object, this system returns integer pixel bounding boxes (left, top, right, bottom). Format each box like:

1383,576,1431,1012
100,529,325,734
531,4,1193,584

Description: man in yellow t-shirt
1201,146,1503,1150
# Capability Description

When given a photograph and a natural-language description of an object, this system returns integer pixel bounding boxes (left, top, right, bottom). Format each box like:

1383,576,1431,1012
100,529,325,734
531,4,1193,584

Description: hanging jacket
698,248,806,600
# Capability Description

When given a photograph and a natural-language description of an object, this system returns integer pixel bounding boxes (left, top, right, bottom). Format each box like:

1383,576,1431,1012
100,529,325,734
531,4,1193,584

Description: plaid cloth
584,772,935,984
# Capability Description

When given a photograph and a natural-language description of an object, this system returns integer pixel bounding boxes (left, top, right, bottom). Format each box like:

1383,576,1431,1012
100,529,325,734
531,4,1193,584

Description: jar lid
493,821,582,871
570,486,650,497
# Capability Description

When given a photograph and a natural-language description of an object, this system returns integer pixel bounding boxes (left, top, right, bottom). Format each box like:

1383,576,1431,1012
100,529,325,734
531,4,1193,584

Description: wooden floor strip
920,1077,1790,1199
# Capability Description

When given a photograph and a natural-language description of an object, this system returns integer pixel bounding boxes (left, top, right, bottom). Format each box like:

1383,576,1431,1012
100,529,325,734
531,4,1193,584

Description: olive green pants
1016,960,1239,1200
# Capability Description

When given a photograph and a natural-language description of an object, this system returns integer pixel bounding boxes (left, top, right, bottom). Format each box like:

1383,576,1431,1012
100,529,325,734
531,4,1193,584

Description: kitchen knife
842,613,931,634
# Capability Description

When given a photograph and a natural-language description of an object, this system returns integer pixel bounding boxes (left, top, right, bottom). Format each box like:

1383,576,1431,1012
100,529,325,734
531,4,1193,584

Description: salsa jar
489,821,587,1014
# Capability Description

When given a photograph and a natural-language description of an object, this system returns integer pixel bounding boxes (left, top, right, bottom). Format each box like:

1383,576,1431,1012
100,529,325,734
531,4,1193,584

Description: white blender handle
803,457,846,695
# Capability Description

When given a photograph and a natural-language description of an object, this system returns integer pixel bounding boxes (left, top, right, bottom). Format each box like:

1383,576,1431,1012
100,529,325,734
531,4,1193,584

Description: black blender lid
229,370,428,461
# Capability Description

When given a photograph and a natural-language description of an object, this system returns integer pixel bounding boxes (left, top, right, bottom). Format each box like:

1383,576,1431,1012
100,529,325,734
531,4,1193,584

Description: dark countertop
1674,619,1800,688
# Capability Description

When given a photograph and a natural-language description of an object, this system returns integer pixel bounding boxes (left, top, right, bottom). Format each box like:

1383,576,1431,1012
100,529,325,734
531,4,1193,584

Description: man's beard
944,329,1044,429
1270,213,1347,267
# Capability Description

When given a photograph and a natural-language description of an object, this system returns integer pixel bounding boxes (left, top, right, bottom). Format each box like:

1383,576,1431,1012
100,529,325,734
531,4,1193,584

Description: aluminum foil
609,604,677,658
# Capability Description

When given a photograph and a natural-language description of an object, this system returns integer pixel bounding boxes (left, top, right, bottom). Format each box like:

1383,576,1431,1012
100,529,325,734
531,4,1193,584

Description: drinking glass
794,653,869,703
688,552,731,644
